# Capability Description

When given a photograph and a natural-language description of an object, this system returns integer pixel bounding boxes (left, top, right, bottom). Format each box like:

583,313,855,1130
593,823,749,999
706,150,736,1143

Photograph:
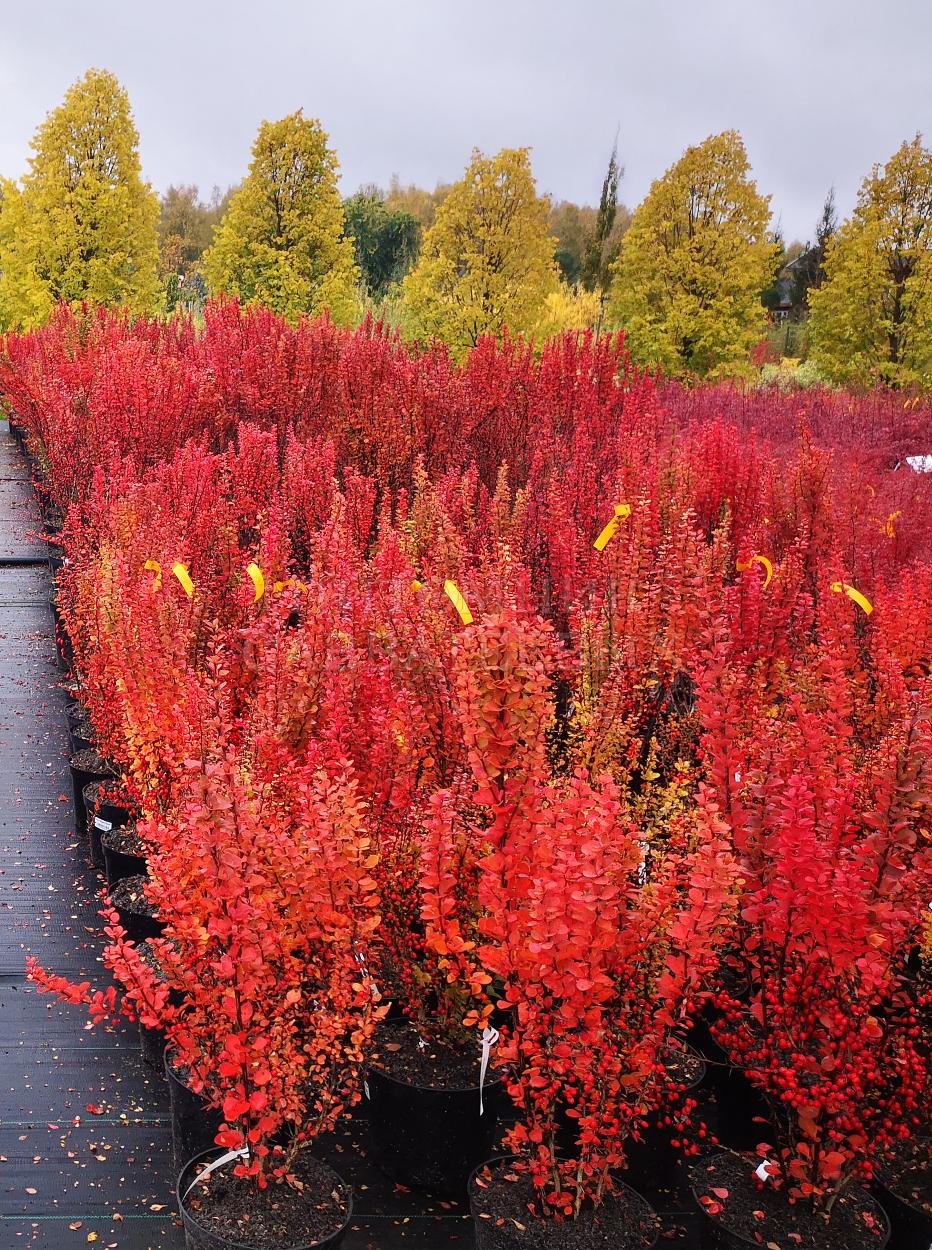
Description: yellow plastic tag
246,562,265,603
830,581,873,615
593,502,632,551
443,579,473,625
737,554,773,589
171,562,194,598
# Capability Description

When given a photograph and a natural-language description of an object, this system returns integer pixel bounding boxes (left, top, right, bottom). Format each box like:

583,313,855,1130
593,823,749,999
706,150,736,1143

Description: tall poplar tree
809,136,932,389
402,147,559,357
202,111,358,325
609,131,779,378
0,69,160,328
581,139,623,330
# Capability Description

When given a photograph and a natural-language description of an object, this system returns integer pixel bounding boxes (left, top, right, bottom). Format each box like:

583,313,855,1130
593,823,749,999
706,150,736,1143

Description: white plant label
93,817,112,832
478,1026,500,1116
183,1146,248,1198
755,1159,775,1183
363,1080,370,1100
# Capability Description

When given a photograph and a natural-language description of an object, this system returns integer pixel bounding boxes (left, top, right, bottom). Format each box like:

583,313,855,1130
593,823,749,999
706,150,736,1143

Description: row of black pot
144,1010,925,1250
55,695,926,1249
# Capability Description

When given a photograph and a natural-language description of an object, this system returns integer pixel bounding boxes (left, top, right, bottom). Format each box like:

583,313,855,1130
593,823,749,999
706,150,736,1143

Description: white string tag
478,1026,500,1116
353,950,379,999
184,1146,249,1198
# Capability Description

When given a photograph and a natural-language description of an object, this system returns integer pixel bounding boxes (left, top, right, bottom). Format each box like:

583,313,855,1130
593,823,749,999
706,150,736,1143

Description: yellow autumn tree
402,147,559,357
809,135,932,389
608,131,779,379
533,282,601,342
202,112,358,325
0,69,160,328
0,181,48,329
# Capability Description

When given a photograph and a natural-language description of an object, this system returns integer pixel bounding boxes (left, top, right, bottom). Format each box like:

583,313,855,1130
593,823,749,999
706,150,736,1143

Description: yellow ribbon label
737,554,774,589
593,502,632,551
246,562,265,602
144,559,162,590
443,579,473,625
830,581,873,615
171,562,194,598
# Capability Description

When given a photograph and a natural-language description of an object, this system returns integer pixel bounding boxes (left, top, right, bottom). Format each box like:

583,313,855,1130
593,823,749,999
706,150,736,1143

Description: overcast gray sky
1,0,929,243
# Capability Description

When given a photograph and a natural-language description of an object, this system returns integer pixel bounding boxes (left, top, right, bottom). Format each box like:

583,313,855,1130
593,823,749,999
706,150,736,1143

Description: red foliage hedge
7,301,929,1217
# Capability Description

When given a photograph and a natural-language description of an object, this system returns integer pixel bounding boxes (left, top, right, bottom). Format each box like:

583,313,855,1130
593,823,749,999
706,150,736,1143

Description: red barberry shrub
695,611,932,1212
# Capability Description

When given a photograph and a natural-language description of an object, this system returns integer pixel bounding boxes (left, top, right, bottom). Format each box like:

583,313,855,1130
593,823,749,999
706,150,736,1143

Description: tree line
0,69,929,388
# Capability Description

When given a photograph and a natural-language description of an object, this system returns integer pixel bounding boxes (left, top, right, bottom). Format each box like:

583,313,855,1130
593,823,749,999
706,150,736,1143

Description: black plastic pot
139,1021,166,1070
109,874,165,943
686,1017,770,1150
468,1157,660,1250
83,782,131,868
65,700,86,729
69,751,115,842
101,828,146,885
624,1046,708,1198
874,1138,932,1250
46,540,66,576
165,1053,225,1174
136,941,180,1072
690,1153,890,1250
177,1148,352,1250
60,678,83,705
365,1054,507,1197
69,720,96,756
55,622,74,674
41,500,64,535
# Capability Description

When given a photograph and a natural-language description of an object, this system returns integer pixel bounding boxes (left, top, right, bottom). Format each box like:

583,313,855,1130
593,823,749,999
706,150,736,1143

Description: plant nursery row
1,301,929,1250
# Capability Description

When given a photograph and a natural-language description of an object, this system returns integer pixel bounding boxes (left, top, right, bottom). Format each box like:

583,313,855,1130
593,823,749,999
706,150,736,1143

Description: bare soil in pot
663,1042,705,1087
179,1149,351,1249
878,1135,931,1214
874,1135,931,1249
109,873,158,918
369,1020,495,1088
469,1158,660,1250
101,823,147,858
689,1151,890,1249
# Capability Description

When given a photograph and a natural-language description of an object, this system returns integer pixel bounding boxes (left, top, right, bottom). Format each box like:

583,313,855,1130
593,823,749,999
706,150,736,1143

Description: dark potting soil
70,747,114,774
882,1136,932,1214
183,1153,349,1249
370,1020,492,1089
101,823,146,856
85,777,131,809
109,872,159,918
689,1152,889,1249
470,1163,659,1250
664,1043,704,1087
137,938,167,980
